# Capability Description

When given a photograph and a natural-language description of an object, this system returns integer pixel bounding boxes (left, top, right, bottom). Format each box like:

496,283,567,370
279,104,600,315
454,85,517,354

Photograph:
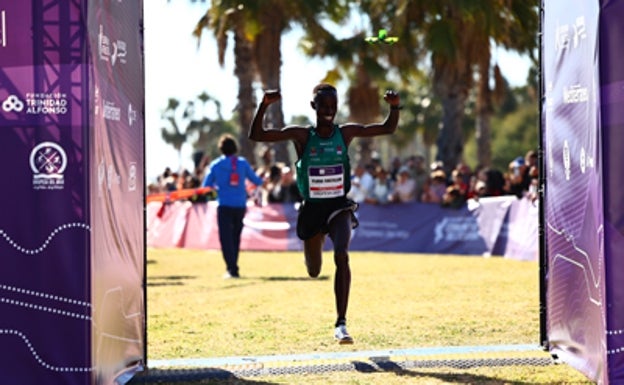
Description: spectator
450,168,469,199
507,156,528,198
404,155,428,202
266,164,302,203
202,134,264,279
348,162,374,203
364,166,392,205
442,185,466,209
388,156,402,182
389,166,416,203
421,169,448,203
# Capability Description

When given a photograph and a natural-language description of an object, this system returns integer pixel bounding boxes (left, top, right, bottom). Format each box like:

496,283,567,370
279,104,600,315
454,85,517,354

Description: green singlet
295,125,351,202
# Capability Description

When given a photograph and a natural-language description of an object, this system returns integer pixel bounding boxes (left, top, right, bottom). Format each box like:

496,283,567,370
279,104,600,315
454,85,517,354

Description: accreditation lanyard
229,156,239,186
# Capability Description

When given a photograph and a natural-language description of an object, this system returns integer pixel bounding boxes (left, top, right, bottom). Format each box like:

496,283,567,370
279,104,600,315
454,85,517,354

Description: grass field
131,248,593,385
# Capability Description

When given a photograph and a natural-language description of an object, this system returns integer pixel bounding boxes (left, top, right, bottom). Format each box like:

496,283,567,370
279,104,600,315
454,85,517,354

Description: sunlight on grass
144,248,591,384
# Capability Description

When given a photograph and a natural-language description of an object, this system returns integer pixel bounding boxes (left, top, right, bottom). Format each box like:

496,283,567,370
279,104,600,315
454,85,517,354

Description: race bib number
230,172,239,186
308,164,344,199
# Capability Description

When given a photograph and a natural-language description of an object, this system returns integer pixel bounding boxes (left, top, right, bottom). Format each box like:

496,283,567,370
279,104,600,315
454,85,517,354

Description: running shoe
334,324,354,344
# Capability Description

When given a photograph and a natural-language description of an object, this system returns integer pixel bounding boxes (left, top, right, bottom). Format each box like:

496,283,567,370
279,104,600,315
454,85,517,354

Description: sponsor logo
30,142,66,190
563,139,571,181
103,100,121,121
562,84,588,104
555,16,587,52
128,103,137,126
2,93,69,115
99,24,127,66
94,87,100,116
98,25,111,62
25,92,68,115
2,94,24,112
434,217,481,244
108,164,120,190
128,162,137,192
112,39,127,66
579,146,595,175
97,159,121,196
1,10,6,47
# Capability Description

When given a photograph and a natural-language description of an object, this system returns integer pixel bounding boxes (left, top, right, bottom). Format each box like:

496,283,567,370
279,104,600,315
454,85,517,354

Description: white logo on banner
99,24,127,66
128,162,137,192
98,159,106,197
94,87,100,116
128,103,137,126
2,94,24,112
30,142,67,190
99,24,110,62
25,92,68,115
108,164,121,191
112,39,127,66
1,10,6,47
563,139,571,181
103,100,121,121
555,16,587,52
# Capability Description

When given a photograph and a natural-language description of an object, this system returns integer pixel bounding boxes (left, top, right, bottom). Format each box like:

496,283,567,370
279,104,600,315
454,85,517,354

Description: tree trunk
254,8,290,165
436,88,466,173
475,50,492,168
347,63,381,166
233,27,256,165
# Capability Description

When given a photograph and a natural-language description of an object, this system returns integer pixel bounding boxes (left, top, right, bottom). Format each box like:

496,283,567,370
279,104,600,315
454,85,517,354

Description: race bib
308,164,344,199
230,172,239,186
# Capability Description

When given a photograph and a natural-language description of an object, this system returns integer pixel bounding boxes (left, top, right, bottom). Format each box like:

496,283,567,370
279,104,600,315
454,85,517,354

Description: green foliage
490,102,538,171
159,93,237,166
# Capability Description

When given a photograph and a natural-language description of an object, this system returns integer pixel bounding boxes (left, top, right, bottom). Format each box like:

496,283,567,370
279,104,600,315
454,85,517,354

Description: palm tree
160,98,191,169
387,0,538,172
160,93,234,171
193,3,257,164
472,1,538,168
298,24,398,165
195,1,349,166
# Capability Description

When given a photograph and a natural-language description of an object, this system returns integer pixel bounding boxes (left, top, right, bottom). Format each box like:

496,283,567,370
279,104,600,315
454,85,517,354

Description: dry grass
135,248,592,384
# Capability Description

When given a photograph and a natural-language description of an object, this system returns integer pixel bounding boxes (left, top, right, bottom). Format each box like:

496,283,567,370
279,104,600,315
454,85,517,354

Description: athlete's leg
304,232,325,278
328,211,352,326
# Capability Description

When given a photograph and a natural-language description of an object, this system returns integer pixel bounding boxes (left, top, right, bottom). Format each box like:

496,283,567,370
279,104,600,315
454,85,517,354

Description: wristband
390,105,403,110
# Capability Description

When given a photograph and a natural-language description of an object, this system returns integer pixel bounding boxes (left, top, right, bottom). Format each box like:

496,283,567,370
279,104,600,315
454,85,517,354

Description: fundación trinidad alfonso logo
2,94,24,113
30,142,67,190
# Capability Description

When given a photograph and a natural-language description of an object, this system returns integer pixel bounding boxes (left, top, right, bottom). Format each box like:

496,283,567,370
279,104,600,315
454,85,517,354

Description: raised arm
249,90,307,143
341,90,401,145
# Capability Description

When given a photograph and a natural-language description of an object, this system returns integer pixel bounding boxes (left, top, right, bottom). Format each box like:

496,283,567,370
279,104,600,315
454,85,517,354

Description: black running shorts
296,197,359,240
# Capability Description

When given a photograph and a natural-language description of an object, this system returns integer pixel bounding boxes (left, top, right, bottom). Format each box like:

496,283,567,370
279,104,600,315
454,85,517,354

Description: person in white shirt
348,163,374,203
389,166,416,203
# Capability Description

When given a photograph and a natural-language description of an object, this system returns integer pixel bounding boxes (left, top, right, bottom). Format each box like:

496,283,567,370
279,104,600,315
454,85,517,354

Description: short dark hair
312,83,337,102
218,134,238,156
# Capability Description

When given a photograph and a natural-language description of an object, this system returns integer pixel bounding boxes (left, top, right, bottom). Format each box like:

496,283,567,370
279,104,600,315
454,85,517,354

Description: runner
249,83,401,344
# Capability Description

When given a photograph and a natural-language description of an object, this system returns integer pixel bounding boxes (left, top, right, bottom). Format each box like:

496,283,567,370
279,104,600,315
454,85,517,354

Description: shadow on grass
260,275,330,282
148,275,196,287
352,360,550,385
128,369,278,384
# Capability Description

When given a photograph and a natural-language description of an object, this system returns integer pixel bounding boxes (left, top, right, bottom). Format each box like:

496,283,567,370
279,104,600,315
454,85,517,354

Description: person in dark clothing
202,134,264,279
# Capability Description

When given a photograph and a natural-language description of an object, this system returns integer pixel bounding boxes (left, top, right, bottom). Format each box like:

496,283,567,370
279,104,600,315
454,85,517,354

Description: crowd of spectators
148,148,539,209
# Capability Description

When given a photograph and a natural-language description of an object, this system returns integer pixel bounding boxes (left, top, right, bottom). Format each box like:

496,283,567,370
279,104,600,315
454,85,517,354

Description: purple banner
0,2,91,384
88,0,145,384
600,0,624,382
0,2,144,384
542,0,605,382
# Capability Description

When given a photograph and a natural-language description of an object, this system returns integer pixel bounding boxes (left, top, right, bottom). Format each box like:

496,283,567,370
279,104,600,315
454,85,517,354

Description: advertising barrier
542,0,624,382
0,2,145,384
147,196,538,260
